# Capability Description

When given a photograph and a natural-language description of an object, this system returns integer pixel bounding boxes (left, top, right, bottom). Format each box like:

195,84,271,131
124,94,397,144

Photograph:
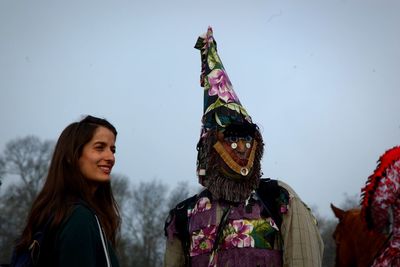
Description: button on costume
164,27,323,267
361,146,400,267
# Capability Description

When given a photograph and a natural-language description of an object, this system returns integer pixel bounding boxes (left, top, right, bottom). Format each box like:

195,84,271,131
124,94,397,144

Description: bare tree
110,174,133,267
166,181,192,210
3,136,53,200
118,180,168,267
315,211,337,267
0,156,5,188
0,136,54,264
114,179,194,267
111,173,132,213
340,193,360,210
0,183,38,263
139,180,168,267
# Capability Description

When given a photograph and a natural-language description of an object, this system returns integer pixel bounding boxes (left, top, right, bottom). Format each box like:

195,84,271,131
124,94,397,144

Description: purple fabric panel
191,247,282,267
189,201,264,232
189,205,217,232
229,203,262,220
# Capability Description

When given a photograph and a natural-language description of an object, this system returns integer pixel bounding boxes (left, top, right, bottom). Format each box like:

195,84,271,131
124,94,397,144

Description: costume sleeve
370,159,400,231
164,236,185,267
278,181,324,267
56,205,102,267
164,212,185,267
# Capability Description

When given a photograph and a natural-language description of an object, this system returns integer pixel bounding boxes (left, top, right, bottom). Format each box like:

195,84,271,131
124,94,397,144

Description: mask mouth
218,165,254,181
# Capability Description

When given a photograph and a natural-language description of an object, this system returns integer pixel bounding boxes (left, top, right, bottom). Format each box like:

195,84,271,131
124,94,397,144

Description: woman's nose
105,149,115,163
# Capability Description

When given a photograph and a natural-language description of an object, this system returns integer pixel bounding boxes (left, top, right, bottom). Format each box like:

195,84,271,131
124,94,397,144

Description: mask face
214,131,257,177
198,127,264,202
219,132,253,164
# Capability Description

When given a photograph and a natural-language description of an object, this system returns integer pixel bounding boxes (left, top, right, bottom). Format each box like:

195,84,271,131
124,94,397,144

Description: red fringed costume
361,146,400,266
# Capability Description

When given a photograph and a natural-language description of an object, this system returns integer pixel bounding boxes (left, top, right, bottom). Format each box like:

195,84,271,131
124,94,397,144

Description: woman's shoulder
59,203,98,236
70,203,95,218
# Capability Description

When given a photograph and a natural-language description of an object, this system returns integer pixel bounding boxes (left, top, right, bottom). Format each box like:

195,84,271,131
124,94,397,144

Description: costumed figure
361,146,400,267
164,27,323,267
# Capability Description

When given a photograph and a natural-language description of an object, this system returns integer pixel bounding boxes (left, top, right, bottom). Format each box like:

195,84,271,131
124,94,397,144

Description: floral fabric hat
194,27,252,132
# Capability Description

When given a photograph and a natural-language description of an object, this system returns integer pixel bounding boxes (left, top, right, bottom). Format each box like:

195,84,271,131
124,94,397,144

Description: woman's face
78,126,116,184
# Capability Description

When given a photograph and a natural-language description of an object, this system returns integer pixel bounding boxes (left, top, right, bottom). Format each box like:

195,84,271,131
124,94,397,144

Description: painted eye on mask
226,136,239,143
243,136,253,142
225,136,253,150
225,135,253,143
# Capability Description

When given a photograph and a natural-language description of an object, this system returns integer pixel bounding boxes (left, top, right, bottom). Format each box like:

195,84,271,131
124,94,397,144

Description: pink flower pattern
280,204,288,214
223,219,255,249
190,219,268,257
190,225,217,256
207,69,239,104
188,197,212,217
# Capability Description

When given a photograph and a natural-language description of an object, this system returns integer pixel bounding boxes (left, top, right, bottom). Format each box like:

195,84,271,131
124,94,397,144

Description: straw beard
198,130,264,203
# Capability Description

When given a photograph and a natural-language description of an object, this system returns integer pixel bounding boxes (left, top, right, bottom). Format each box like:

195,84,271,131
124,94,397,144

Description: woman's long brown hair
16,115,121,250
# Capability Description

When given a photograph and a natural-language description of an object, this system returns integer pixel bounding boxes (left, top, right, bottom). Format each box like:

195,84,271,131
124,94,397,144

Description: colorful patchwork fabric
194,26,251,130
164,181,323,267
190,224,217,256
189,218,279,257
276,188,289,215
188,197,212,217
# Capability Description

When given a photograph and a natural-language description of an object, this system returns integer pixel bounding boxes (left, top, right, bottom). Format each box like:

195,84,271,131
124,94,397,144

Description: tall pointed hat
194,27,252,132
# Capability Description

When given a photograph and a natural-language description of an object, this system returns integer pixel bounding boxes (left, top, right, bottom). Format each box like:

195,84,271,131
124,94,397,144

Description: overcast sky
1,0,399,217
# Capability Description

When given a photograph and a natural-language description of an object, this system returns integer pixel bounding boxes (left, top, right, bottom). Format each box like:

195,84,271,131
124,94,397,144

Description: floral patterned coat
164,180,323,267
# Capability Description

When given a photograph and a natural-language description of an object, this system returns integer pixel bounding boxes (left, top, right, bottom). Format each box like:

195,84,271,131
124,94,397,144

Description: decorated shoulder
164,193,197,236
259,178,289,211
277,179,320,226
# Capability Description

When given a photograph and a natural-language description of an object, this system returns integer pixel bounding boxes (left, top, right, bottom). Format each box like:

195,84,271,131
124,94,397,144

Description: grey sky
1,0,399,217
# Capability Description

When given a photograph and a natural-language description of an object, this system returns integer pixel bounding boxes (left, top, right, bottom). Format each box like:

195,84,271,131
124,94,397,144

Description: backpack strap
10,217,52,267
94,214,112,267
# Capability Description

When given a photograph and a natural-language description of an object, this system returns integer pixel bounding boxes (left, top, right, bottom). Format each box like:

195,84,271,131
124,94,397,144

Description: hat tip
199,26,213,39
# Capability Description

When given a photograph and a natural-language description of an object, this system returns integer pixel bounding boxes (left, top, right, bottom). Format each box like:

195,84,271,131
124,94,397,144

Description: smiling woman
79,126,116,185
9,115,121,267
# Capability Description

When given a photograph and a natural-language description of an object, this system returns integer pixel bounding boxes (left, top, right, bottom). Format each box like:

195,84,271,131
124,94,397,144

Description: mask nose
236,140,247,153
